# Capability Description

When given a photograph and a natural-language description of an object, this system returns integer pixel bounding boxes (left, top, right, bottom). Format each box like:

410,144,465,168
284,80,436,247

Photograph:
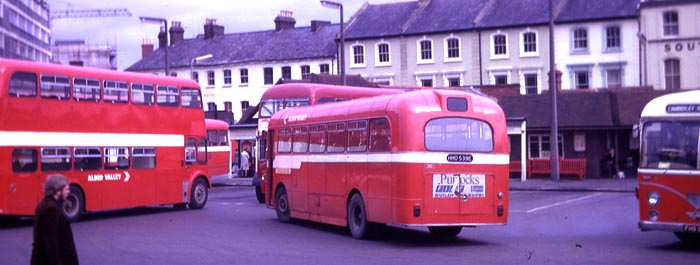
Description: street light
320,0,345,85
190,54,213,80
140,16,169,76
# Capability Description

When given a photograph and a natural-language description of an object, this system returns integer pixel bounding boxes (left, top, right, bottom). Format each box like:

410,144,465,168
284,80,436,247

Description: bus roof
641,90,700,119
260,83,403,103
0,58,200,89
205,119,229,129
270,89,504,127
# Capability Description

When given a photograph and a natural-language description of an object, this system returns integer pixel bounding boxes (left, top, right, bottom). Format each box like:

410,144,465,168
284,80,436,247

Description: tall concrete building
0,0,51,62
51,40,117,69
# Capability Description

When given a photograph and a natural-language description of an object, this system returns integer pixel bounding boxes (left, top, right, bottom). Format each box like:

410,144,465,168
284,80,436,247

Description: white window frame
443,35,461,62
599,62,626,88
570,27,589,54
519,67,542,95
487,67,512,86
442,71,464,87
519,29,539,57
414,72,436,87
416,37,434,64
350,43,366,68
375,41,391,67
603,25,622,53
662,11,679,37
529,134,564,159
223,69,232,86
490,31,509,60
567,63,594,89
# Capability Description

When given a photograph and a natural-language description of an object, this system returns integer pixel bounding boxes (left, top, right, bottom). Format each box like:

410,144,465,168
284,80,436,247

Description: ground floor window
529,134,563,158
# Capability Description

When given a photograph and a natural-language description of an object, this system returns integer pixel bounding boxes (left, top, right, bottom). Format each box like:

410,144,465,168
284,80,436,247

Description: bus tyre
64,186,84,222
428,226,463,239
674,232,700,245
188,178,208,209
348,193,370,239
255,186,265,203
275,186,291,222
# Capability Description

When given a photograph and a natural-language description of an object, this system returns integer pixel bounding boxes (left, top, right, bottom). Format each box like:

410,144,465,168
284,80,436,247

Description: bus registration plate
432,173,486,198
683,225,700,233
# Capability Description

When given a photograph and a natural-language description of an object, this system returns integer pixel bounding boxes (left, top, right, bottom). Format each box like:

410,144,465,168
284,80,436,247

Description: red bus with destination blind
264,89,510,239
0,58,211,222
253,83,403,203
206,119,231,178
637,90,700,243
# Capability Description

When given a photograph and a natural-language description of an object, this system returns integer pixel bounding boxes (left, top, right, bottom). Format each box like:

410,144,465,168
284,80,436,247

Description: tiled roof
477,0,561,28
403,0,486,34
126,24,339,71
344,1,419,39
555,0,639,23
497,89,666,129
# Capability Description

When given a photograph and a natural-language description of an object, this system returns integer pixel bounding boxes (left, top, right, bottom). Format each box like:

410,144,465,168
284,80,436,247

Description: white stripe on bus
0,131,184,147
273,153,510,169
208,146,231,152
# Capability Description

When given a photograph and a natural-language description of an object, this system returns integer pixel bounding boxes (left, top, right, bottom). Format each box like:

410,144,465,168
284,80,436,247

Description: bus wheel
255,186,265,203
275,186,291,222
675,232,700,245
348,193,370,239
188,178,208,209
64,186,84,222
428,226,463,239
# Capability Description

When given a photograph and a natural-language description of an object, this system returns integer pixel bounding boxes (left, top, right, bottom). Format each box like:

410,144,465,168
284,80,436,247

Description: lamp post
140,16,169,76
190,54,213,80
320,0,345,85
549,0,560,180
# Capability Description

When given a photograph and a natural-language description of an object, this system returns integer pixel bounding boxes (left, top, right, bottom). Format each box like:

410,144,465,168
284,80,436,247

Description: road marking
526,193,603,213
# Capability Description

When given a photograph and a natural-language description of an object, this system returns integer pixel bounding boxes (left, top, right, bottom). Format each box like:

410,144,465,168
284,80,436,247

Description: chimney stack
142,38,154,58
310,20,330,32
157,26,167,49
274,11,296,31
169,21,184,46
204,19,225,40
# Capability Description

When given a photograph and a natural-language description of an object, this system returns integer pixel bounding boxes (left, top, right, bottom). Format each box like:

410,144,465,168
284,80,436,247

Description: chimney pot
142,38,154,58
274,10,296,31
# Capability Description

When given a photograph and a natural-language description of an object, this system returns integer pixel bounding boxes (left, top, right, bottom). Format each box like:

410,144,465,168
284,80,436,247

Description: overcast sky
50,0,400,70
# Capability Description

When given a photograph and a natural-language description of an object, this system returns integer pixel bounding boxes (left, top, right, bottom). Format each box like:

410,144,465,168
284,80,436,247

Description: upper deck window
425,118,494,152
131,82,155,105
74,78,101,102
40,75,70,100
9,72,37,97
157,85,179,107
104,80,128,104
181,87,202,109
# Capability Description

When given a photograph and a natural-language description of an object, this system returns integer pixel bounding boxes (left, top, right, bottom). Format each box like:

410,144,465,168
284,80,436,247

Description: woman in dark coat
31,174,79,265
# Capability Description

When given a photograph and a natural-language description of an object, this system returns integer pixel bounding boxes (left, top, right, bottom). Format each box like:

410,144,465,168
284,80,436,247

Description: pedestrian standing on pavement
240,149,250,177
31,174,79,265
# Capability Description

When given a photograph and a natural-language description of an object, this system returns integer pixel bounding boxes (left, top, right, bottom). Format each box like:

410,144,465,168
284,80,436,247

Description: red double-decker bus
253,83,403,203
206,119,231,178
0,58,211,222
264,89,510,239
638,90,700,243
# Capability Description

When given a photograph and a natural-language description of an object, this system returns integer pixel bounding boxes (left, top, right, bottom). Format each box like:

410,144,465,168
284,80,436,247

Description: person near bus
31,174,79,265
240,149,250,177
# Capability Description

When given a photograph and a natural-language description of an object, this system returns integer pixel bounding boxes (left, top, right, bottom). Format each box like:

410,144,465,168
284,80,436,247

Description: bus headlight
649,210,659,222
647,192,660,206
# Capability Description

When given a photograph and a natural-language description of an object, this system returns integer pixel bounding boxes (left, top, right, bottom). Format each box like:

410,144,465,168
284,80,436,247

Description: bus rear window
425,118,493,152
9,72,37,97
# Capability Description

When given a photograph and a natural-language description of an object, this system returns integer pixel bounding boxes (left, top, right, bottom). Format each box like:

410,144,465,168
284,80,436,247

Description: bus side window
293,126,309,153
40,75,70,100
9,72,38,98
182,88,202,109
218,130,228,146
347,120,368,152
74,147,102,171
133,147,156,169
185,138,197,164
105,147,129,169
197,137,207,165
12,148,38,172
369,118,391,152
327,123,346,153
40,147,71,171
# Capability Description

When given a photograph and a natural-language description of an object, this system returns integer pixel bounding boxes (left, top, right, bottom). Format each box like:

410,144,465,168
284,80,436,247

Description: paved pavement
210,174,637,193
